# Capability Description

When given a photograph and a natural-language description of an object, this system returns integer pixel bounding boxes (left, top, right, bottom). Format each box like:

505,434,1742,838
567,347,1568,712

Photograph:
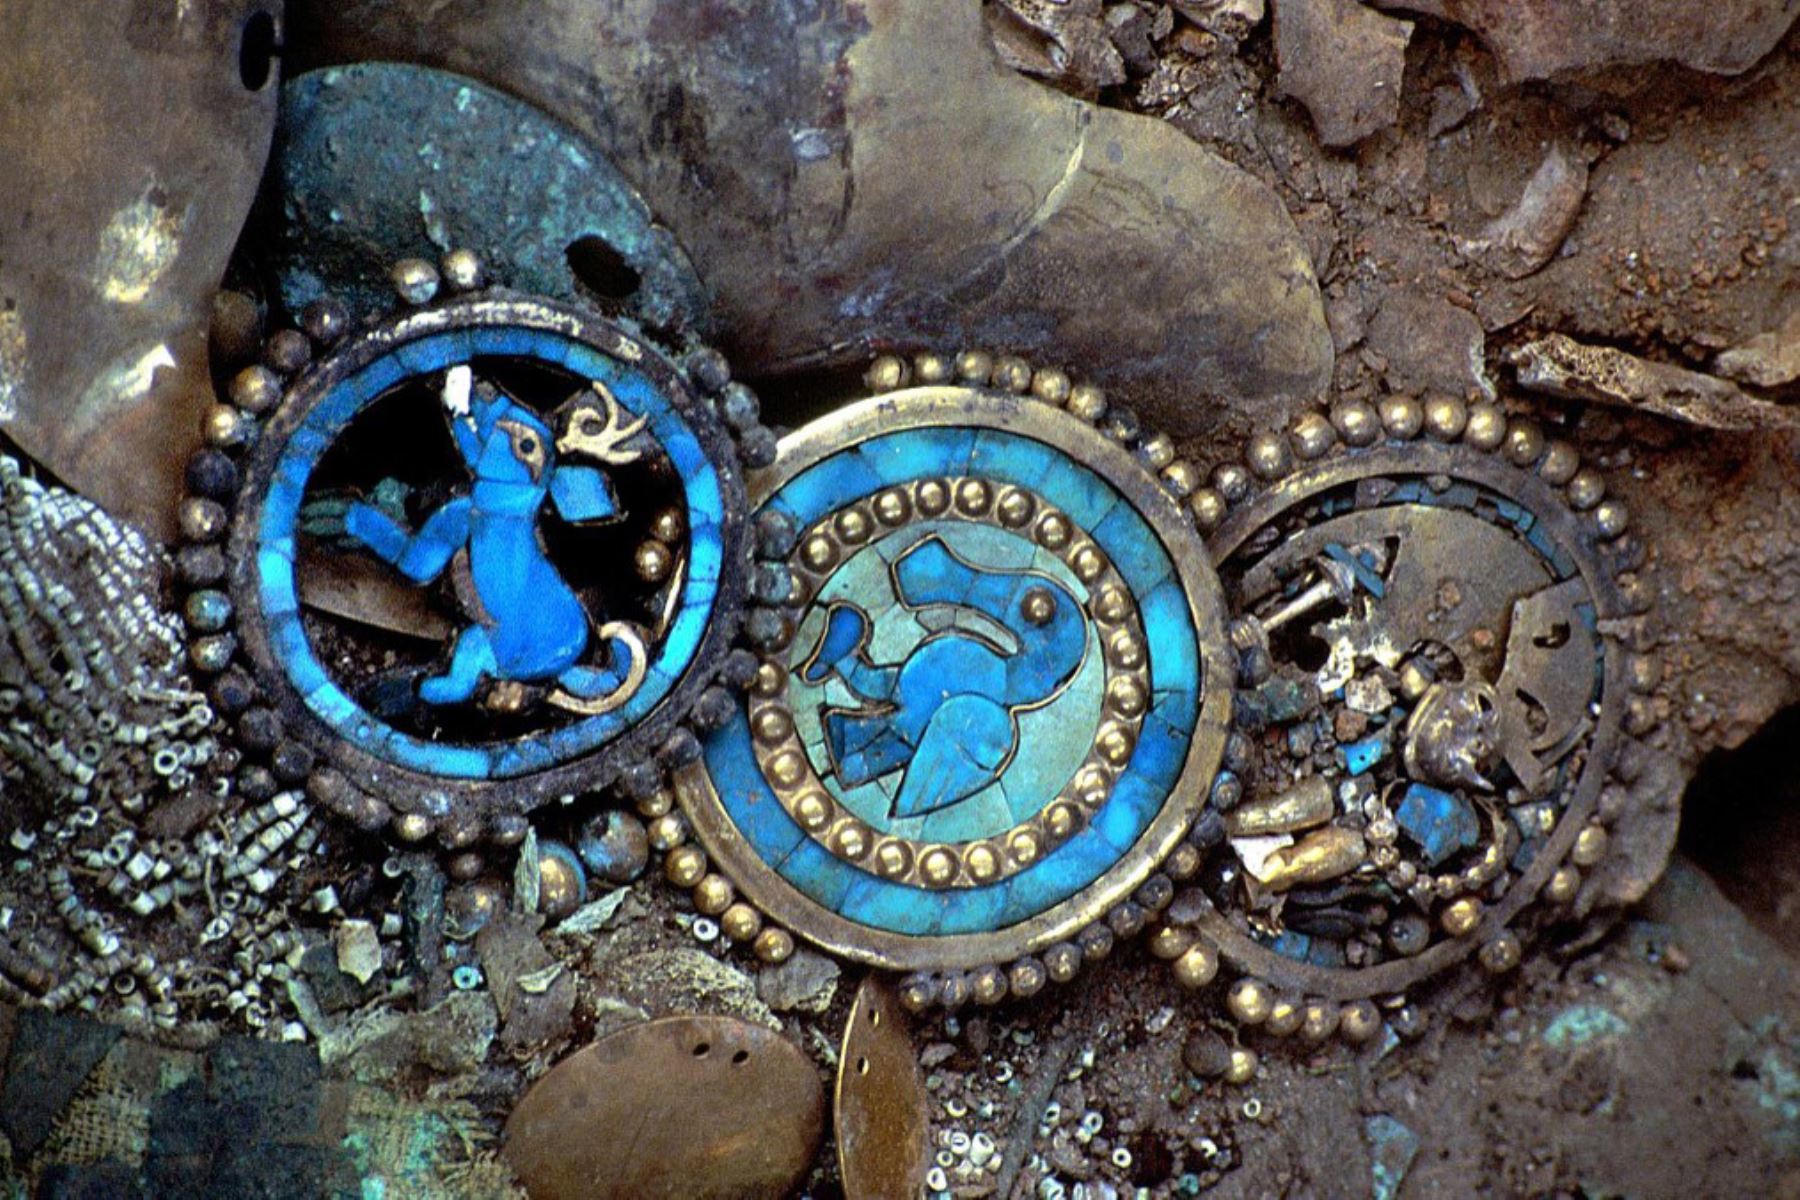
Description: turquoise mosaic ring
671,353,1234,1004
177,252,784,847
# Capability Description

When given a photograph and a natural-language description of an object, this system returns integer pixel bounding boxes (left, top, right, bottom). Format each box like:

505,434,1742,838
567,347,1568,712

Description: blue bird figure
801,535,1088,820
303,365,649,714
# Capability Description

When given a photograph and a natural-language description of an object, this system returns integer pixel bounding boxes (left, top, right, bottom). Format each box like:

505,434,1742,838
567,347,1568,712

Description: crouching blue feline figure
304,364,647,715
801,535,1088,820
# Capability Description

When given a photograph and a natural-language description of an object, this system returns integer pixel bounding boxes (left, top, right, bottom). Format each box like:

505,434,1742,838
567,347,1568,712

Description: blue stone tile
1340,734,1390,776
1129,714,1189,791
1031,456,1119,530
935,882,1011,936
839,874,941,936
776,839,857,913
857,428,975,486
1394,784,1480,866
1140,578,1197,687
1002,830,1116,921
1094,771,1161,852
1092,503,1173,597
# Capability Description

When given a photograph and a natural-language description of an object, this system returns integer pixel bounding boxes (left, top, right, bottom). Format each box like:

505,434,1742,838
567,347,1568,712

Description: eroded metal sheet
503,1014,825,1200
0,0,282,539
836,976,929,1200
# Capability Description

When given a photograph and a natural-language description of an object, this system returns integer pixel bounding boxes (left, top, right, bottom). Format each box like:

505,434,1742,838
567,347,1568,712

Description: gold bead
636,789,673,819
753,662,787,697
721,903,763,942
833,508,872,544
1464,402,1506,449
914,352,953,384
1300,1001,1340,1042
440,247,486,292
1338,999,1382,1043
1037,512,1072,549
954,349,994,384
965,842,1000,883
1172,942,1219,989
992,355,1033,393
1009,957,1048,998
537,849,586,920
646,813,687,852
1378,395,1423,439
1291,411,1336,459
1423,394,1468,440
1538,440,1580,484
1044,801,1080,840
970,965,1008,1004
1187,487,1227,533
1045,942,1082,982
1149,925,1196,960
866,354,907,392
393,813,432,843
955,478,992,516
1264,995,1304,1037
1007,830,1041,867
800,535,837,572
1246,432,1291,479
1071,546,1104,582
916,479,951,516
1108,631,1145,670
1567,468,1606,510
1504,420,1546,467
754,927,795,963
793,792,832,832
920,847,958,886
1030,366,1072,405
390,257,440,305
1571,822,1609,867
1139,432,1177,470
1161,460,1201,497
763,750,808,790
1332,399,1380,446
1107,677,1147,719
1067,383,1107,422
1211,462,1250,501
1440,896,1483,937
1224,1047,1258,1085
204,405,251,448
751,708,793,744
830,823,870,861
1226,977,1273,1024
665,845,708,888
1546,864,1581,904
1478,932,1522,974
635,540,673,583
1021,588,1056,625
874,840,912,878
693,873,734,915
1166,843,1201,881
1097,724,1135,766
229,364,282,414
997,487,1036,527
873,488,912,525
1593,499,1630,539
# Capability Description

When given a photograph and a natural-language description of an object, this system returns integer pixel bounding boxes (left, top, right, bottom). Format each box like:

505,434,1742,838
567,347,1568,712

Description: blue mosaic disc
676,382,1232,978
216,293,757,835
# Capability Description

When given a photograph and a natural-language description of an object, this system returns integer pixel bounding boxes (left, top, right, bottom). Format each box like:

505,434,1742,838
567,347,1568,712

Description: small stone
1345,675,1395,715
1715,310,1800,389
334,919,381,985
921,1042,958,1069
1181,1027,1233,1078
1273,0,1414,147
757,947,841,1014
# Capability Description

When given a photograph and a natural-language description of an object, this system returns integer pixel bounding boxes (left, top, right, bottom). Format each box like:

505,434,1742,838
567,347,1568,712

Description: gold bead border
1142,392,1662,1049
662,347,1236,1007
744,478,1152,891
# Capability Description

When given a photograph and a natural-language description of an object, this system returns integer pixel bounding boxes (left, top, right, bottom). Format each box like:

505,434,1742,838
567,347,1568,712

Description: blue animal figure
800,535,1088,820
303,365,647,714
